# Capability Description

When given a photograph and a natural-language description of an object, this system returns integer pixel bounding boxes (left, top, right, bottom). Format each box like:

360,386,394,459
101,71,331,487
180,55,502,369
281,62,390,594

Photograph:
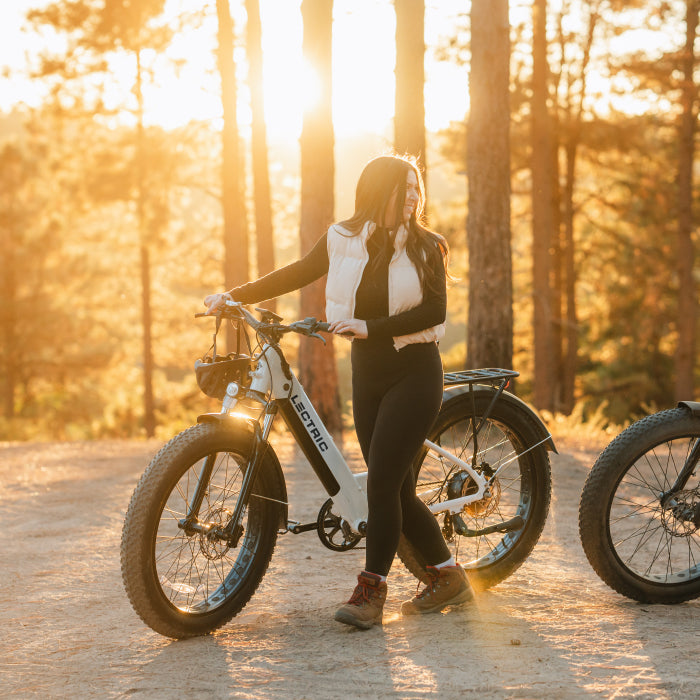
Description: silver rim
417,417,531,570
154,451,262,613
609,436,700,585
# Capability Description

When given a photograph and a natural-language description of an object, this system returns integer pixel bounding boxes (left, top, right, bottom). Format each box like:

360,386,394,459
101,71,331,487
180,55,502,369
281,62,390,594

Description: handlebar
195,302,333,343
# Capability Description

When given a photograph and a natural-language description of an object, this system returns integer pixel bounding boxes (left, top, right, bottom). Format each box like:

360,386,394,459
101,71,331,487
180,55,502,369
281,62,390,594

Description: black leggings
352,340,452,576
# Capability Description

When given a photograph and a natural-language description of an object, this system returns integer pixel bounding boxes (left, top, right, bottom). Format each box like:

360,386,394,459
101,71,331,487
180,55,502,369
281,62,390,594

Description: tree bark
560,3,598,413
0,223,17,419
299,0,341,433
246,0,275,311
675,0,698,402
467,0,513,370
394,0,426,188
216,0,249,351
531,0,555,411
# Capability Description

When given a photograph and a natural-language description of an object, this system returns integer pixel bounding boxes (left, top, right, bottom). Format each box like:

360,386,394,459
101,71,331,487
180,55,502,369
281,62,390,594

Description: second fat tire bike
579,403,700,603
120,302,555,638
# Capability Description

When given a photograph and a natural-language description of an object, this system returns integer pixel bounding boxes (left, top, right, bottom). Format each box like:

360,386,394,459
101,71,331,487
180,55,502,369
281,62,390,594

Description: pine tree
467,0,513,370
675,0,698,401
245,0,275,309
531,0,556,410
394,0,426,187
28,0,174,436
299,0,341,432
215,0,250,353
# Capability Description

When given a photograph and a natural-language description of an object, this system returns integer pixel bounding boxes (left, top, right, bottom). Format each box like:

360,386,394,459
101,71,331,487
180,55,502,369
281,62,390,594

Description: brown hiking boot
401,565,475,616
334,571,387,630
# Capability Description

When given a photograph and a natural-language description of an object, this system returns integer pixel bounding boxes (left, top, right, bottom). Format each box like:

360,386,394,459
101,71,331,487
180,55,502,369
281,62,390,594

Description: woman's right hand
204,292,232,314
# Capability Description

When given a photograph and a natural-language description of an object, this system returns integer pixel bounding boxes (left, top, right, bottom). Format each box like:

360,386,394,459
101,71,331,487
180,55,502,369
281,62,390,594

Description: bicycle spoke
607,433,700,584
150,448,266,614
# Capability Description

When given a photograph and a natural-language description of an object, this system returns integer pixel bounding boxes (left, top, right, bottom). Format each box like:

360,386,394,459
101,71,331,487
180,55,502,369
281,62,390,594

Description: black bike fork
181,425,268,545
662,436,700,504
221,425,269,547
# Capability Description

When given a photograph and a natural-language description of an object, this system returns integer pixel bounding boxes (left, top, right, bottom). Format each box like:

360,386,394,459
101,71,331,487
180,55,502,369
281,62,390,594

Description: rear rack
442,369,520,463
443,368,519,387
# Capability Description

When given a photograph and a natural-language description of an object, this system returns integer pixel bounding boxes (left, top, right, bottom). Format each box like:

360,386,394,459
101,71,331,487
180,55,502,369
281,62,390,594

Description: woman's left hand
328,319,368,340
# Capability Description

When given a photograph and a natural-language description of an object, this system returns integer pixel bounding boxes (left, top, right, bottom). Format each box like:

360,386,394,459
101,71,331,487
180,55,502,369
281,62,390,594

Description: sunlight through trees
0,0,698,438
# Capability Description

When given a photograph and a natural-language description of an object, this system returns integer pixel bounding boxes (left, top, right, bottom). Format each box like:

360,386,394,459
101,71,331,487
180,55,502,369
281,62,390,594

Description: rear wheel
579,408,700,603
121,423,283,638
397,393,552,591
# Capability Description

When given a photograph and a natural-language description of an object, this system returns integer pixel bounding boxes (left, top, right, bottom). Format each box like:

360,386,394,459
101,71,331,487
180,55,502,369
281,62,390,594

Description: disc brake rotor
661,489,700,537
465,477,501,518
198,506,232,560
447,469,502,518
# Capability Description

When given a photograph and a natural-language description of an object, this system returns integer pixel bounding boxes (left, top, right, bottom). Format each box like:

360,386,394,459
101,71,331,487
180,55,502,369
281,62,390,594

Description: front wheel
120,423,284,638
397,392,552,591
579,407,700,603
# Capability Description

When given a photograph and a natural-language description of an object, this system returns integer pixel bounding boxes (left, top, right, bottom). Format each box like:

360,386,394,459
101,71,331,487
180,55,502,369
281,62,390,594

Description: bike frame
214,339,522,535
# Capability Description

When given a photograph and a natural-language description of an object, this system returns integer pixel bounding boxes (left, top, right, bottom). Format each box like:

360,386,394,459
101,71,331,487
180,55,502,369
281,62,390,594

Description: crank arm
286,518,336,534
451,513,525,537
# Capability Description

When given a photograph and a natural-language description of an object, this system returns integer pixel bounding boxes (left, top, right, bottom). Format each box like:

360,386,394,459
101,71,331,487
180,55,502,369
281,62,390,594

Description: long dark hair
338,154,449,295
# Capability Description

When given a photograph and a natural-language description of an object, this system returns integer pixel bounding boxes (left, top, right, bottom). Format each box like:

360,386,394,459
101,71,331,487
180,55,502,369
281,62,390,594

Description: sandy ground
1,430,699,699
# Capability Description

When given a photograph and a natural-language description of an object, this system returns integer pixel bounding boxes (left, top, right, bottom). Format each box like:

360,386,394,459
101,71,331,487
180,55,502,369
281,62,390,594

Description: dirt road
1,432,698,698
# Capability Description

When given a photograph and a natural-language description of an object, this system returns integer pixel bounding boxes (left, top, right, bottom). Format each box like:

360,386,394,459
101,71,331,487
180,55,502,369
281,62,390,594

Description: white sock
434,556,456,569
364,570,387,582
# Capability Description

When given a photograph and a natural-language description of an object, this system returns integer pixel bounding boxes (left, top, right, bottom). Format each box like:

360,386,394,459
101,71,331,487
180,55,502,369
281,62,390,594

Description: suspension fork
221,406,278,546
184,452,218,527
180,405,278,544
220,424,268,546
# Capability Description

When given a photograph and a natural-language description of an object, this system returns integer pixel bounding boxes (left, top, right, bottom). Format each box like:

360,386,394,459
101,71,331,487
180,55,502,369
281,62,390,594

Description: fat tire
397,394,551,591
579,408,700,603
121,423,282,638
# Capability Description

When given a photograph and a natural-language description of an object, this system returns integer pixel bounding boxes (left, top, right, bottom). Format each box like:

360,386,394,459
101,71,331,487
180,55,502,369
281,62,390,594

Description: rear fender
442,384,557,453
196,412,288,528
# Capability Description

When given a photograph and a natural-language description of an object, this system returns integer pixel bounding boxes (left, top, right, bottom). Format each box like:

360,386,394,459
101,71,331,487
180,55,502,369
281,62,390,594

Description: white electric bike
121,302,555,638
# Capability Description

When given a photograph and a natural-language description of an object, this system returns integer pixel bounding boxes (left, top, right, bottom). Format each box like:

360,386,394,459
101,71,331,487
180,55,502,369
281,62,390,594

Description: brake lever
309,332,326,345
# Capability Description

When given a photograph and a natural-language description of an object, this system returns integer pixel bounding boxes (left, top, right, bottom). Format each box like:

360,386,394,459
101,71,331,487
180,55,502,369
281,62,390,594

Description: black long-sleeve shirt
229,229,446,341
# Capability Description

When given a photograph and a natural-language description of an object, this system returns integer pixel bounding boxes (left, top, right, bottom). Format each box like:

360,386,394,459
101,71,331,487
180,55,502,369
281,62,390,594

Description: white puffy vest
325,221,445,351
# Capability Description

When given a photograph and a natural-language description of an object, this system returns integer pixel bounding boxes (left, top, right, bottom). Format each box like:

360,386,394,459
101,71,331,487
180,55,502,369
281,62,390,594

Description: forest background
0,0,698,441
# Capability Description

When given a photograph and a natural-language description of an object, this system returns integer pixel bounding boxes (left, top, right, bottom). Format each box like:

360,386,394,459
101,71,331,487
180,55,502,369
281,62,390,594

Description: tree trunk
136,49,156,438
299,0,341,433
467,0,513,370
0,225,17,419
216,0,249,350
561,139,577,414
675,0,698,402
560,3,599,413
394,0,426,187
551,115,565,411
531,0,555,411
246,0,275,311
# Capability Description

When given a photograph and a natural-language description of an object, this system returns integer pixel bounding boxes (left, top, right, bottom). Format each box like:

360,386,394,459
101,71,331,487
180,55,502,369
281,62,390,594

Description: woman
204,155,474,630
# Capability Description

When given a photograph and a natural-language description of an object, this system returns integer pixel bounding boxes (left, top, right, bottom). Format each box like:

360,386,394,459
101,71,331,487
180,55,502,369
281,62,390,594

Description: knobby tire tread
121,423,279,638
397,395,552,592
578,408,700,604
